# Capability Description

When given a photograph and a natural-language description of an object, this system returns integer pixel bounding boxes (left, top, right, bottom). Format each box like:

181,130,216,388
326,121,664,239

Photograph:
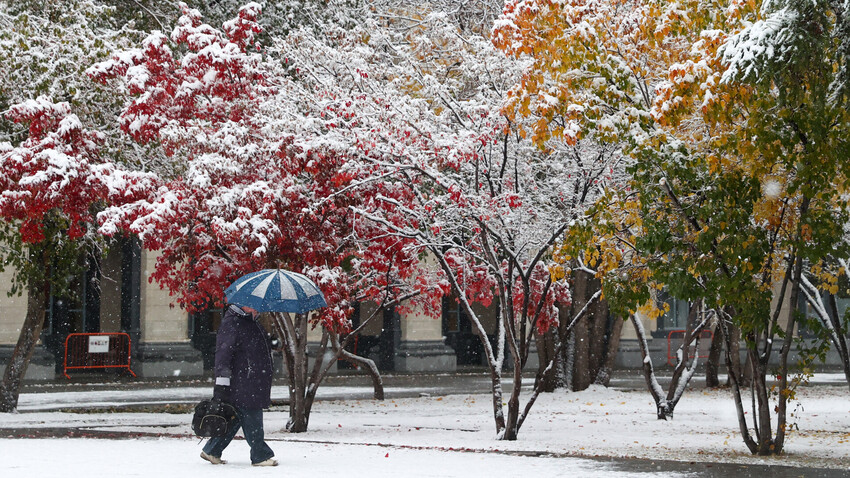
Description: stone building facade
0,246,843,381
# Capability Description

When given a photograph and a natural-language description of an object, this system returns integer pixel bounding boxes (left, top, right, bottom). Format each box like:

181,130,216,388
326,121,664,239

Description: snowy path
2,438,689,478
2,381,849,475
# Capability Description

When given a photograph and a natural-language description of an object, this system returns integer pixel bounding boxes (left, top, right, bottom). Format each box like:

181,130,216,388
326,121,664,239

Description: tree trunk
630,315,672,419
720,312,759,453
273,312,310,433
330,330,384,400
560,328,575,390
530,271,617,392
290,313,310,432
502,349,523,441
301,329,331,430
826,294,850,393
726,323,751,387
0,281,47,413
430,246,506,436
774,253,805,454
339,348,384,400
551,304,575,390
534,330,557,392
594,315,623,386
571,270,593,391
664,303,705,404
587,289,609,379
841,346,850,393
566,271,619,390
705,322,723,388
633,303,706,420
749,350,775,455
741,347,754,388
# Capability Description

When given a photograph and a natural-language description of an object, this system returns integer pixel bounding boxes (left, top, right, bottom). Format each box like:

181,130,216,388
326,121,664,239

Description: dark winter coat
214,305,275,409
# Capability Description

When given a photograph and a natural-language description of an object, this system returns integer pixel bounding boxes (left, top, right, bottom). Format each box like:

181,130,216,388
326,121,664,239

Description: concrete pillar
394,300,456,372
135,249,203,378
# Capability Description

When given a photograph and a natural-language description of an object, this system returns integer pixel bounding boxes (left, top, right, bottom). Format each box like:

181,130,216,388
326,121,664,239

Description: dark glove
213,384,231,402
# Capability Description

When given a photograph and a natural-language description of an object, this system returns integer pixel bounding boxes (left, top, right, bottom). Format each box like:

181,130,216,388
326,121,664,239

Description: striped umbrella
224,269,327,314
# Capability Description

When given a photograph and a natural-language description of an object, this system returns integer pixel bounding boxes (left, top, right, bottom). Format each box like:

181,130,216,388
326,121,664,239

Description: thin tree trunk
749,349,774,455
594,314,623,386
551,304,573,390
272,302,391,433
632,304,705,420
340,349,385,400
429,245,506,436
503,349,523,441
514,282,600,437
289,313,309,432
315,298,413,403
630,315,671,419
665,303,702,402
587,288,609,380
302,328,330,425
830,262,850,391
518,313,583,431
274,312,310,433
534,330,557,392
720,311,759,453
501,275,524,441
741,345,754,388
832,293,850,392
0,282,47,412
726,323,750,387
705,322,723,388
561,328,575,390
775,253,804,453
328,331,384,400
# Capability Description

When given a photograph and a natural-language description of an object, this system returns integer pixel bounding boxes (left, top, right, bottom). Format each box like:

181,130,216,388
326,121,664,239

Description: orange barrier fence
63,332,137,379
666,329,713,367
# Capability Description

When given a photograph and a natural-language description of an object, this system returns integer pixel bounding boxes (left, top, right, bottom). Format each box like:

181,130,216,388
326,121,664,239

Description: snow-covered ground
2,378,849,476
1,437,694,478
12,384,439,411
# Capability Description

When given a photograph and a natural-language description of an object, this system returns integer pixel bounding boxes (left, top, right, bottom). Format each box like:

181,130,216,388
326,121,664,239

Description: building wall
3,245,849,380
138,250,189,343
132,249,204,377
396,299,457,372
0,266,56,380
399,302,443,342
0,268,26,345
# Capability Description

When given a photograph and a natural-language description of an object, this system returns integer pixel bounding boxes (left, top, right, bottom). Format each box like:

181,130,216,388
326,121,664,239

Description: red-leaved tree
0,97,154,411
90,2,440,432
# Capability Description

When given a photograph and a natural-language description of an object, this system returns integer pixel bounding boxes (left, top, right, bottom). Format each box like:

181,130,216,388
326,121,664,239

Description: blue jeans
202,407,275,464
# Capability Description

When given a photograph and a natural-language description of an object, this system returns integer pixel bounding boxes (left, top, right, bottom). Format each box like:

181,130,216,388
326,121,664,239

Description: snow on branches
88,3,441,332
0,96,154,243
269,8,577,331
88,2,266,151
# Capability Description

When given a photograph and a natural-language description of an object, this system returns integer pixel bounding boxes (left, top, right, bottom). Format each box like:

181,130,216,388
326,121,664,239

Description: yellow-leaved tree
494,0,850,455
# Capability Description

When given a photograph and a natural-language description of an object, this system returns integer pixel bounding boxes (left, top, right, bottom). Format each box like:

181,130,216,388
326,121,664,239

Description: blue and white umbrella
224,269,327,314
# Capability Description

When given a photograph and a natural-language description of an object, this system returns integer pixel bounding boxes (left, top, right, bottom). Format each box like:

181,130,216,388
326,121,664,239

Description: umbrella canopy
224,269,327,314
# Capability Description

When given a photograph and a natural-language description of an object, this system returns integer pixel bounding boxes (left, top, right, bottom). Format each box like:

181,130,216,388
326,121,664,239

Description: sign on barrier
63,332,137,379
666,329,713,367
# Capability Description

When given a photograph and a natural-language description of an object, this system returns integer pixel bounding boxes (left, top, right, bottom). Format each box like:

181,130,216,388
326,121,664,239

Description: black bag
192,398,238,437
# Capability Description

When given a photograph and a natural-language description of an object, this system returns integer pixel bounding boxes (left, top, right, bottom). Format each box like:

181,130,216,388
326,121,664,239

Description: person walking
200,303,278,466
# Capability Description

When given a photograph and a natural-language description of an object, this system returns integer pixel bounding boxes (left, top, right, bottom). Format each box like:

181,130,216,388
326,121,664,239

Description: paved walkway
16,368,849,409
5,370,849,477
